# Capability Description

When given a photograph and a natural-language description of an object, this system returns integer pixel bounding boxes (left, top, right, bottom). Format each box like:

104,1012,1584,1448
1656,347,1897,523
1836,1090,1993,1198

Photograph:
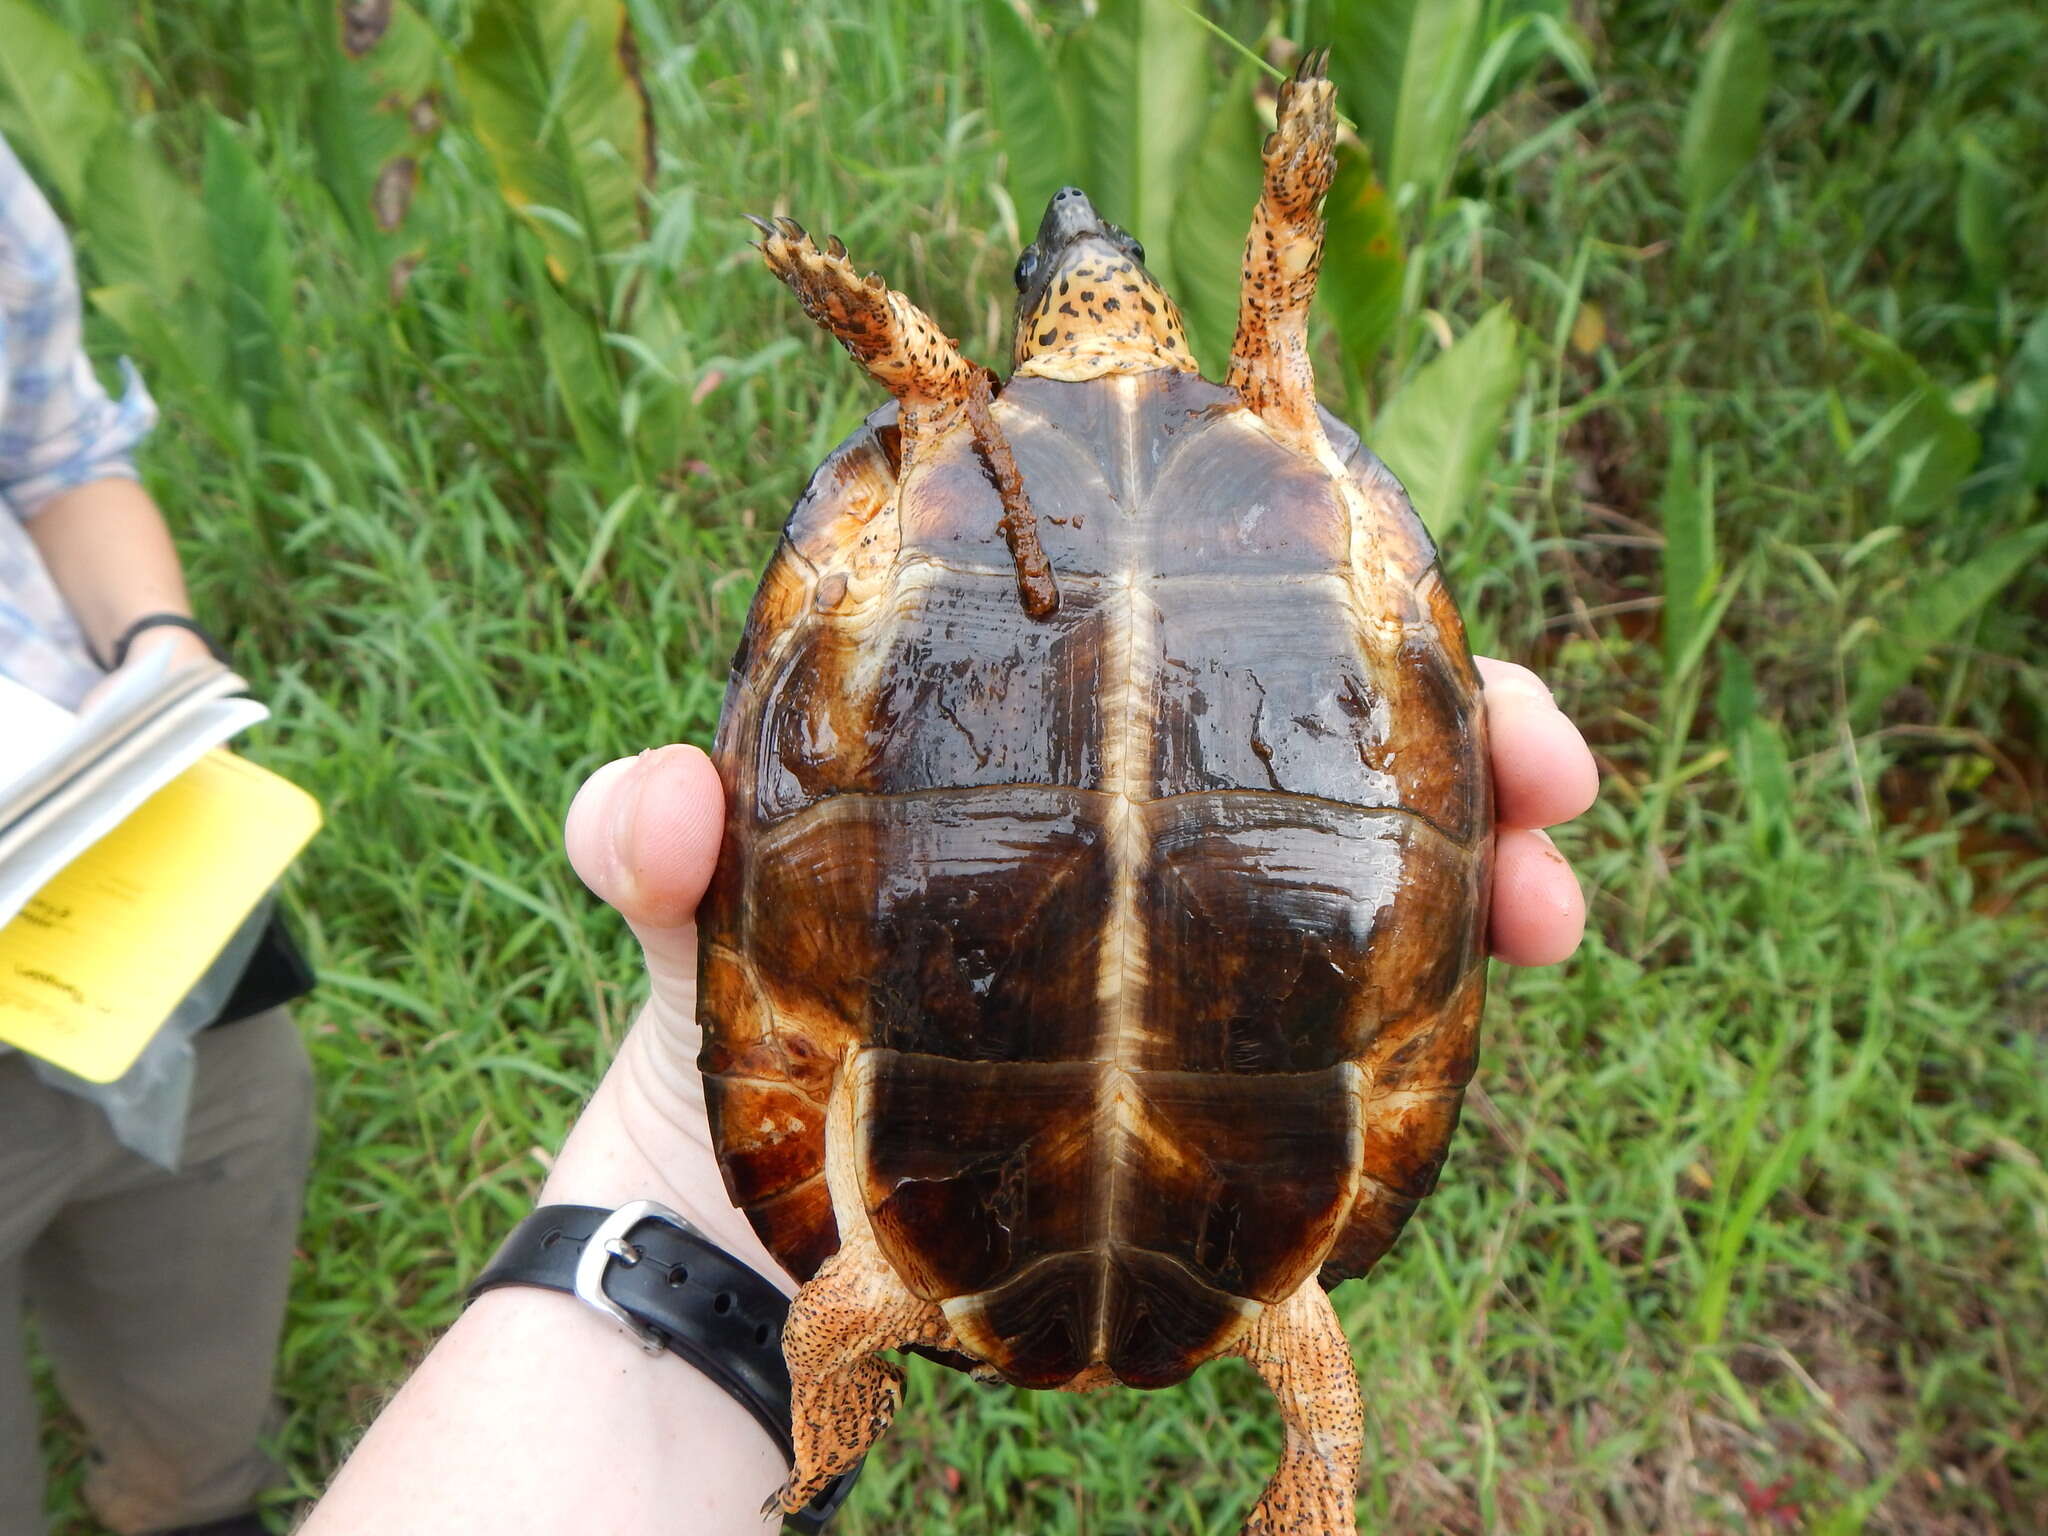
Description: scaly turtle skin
700,54,1491,1535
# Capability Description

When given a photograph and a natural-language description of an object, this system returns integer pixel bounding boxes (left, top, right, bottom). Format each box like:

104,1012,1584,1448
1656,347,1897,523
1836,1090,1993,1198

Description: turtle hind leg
1226,50,1338,457
764,1222,957,1516
1230,1275,1364,1535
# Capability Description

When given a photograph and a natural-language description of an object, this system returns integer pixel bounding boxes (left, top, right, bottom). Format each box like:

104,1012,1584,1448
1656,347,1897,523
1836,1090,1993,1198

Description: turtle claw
825,234,847,260
775,215,808,243
743,212,777,239
1265,47,1338,217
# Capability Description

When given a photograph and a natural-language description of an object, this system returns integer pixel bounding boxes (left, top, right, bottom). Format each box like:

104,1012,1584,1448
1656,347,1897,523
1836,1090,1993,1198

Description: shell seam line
764,784,1472,847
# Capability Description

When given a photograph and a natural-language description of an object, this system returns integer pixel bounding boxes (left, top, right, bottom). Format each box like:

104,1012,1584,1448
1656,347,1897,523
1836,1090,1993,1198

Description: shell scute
1141,417,1354,578
752,790,1110,1066
1137,796,1480,1077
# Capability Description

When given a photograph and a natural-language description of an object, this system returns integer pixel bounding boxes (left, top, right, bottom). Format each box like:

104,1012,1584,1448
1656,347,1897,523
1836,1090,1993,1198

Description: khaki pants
0,1010,314,1535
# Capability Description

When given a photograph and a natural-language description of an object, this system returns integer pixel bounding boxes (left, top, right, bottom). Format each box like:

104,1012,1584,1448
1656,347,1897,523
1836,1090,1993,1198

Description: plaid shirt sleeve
0,133,157,521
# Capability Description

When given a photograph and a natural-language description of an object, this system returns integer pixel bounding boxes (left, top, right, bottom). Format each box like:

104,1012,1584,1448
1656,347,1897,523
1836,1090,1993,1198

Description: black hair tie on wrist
105,612,230,671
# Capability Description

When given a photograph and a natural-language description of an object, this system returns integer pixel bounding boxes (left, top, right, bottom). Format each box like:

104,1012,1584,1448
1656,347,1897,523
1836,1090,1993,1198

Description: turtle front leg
748,216,981,459
1226,51,1338,458
749,216,1057,617
763,1222,958,1516
1230,1275,1364,1535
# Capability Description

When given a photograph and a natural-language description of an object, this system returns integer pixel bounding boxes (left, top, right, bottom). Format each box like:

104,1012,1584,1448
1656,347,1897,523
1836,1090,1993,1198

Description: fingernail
610,750,655,871
1488,671,1557,709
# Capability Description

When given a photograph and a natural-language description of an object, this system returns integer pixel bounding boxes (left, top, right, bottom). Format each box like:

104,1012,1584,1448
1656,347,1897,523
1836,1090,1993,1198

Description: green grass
11,0,2048,1531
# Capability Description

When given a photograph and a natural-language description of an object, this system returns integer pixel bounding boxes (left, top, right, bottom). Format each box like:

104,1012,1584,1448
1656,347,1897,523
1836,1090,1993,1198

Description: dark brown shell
700,370,1492,1388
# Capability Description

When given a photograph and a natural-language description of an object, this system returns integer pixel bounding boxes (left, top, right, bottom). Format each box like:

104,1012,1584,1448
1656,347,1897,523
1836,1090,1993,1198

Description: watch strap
468,1202,858,1532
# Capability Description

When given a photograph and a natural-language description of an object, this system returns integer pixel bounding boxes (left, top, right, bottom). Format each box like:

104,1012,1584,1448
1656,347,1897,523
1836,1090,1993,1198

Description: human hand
1474,656,1598,965
555,658,1596,1277
553,744,790,1284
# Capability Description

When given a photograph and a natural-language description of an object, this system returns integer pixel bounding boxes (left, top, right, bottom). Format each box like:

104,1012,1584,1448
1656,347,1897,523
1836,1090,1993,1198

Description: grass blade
1660,410,1718,686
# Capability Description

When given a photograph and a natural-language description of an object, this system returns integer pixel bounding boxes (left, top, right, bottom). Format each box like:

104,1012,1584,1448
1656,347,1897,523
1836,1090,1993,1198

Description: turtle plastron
717,48,1490,1536
1227,51,1338,459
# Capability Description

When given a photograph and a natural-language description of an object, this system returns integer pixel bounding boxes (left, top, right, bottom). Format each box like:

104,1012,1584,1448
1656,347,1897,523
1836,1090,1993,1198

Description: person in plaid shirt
0,131,312,1536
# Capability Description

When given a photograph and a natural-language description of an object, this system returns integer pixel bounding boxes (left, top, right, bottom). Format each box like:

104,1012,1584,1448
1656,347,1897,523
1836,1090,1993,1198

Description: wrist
540,1004,793,1294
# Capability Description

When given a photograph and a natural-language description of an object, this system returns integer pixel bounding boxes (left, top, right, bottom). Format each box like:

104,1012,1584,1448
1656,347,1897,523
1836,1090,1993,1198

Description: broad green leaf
1955,134,2008,291
1851,522,2048,718
1066,0,1207,275
0,0,117,210
1321,144,1405,382
1166,60,1264,376
1660,410,1719,684
79,119,214,307
1996,310,2048,490
978,0,1079,232
1329,0,1485,208
456,0,656,309
309,0,445,247
1678,0,1770,231
1835,319,1981,522
90,282,243,452
1370,304,1519,541
521,234,621,465
203,112,293,437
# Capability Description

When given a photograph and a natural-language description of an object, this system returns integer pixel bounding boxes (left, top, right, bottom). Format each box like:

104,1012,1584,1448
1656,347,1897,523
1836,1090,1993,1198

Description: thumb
564,744,725,1013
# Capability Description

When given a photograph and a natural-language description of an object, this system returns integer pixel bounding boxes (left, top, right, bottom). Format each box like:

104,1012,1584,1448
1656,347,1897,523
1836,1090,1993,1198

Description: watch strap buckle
571,1198,700,1354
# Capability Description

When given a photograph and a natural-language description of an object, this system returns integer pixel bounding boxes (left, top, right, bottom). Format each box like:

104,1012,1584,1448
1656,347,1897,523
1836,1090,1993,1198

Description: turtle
699,53,1492,1535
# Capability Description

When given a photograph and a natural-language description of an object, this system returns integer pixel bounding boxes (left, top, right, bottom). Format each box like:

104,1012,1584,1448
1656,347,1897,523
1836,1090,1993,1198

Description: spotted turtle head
1010,187,1192,379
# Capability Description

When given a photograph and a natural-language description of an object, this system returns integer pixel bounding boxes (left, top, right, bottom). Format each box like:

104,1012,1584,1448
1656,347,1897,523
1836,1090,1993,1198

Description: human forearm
25,475,207,667
301,1008,787,1535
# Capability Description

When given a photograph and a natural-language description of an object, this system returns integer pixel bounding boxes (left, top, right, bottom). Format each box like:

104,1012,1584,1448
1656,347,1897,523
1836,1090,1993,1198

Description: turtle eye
1013,249,1037,291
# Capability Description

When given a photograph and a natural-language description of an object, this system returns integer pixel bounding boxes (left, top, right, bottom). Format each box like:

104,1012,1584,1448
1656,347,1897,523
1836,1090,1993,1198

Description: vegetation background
2,0,2043,1529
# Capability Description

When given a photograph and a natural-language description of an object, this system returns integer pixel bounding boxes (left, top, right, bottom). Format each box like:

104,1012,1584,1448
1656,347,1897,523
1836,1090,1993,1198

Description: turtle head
1010,187,1193,380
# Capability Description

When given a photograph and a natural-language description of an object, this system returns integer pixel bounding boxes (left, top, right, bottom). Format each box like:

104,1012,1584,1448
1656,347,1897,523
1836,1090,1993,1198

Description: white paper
0,657,270,929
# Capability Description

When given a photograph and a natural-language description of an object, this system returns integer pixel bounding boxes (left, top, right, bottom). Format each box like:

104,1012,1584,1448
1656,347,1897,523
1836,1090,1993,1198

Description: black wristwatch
468,1202,860,1532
